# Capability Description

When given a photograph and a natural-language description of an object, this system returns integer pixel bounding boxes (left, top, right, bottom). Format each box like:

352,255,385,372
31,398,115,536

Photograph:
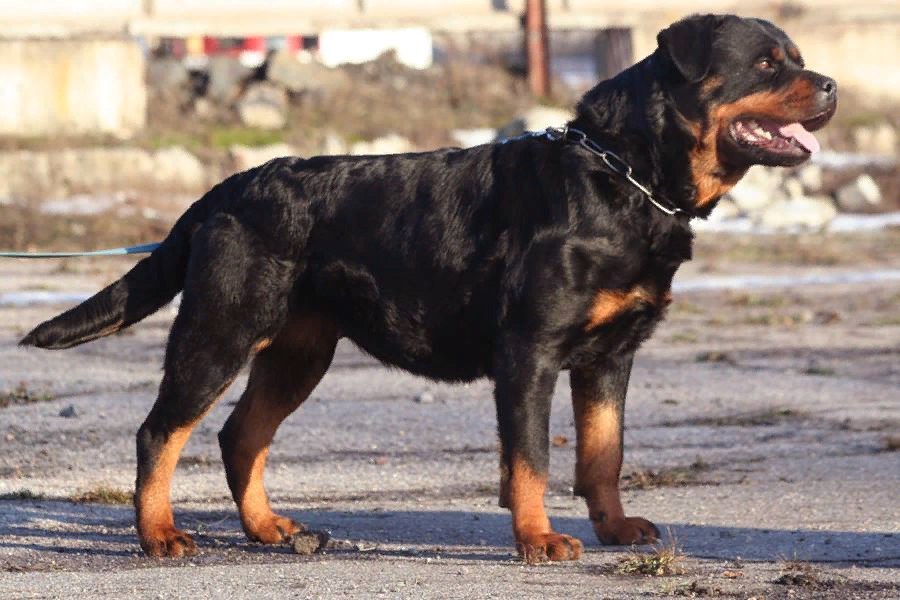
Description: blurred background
0,0,897,248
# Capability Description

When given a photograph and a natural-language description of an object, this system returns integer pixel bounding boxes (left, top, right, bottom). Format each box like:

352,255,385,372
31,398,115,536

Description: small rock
783,177,804,199
450,128,496,148
796,164,823,193
708,197,740,221
206,56,251,102
414,391,434,404
291,530,330,555
237,82,288,130
496,105,574,139
350,134,413,155
320,132,348,156
728,166,785,214
229,143,296,171
266,50,348,95
852,123,897,156
146,57,189,91
759,195,837,229
59,405,78,418
153,146,208,191
835,174,882,213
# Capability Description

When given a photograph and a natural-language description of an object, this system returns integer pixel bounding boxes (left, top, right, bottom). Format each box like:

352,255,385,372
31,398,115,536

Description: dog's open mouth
729,116,824,156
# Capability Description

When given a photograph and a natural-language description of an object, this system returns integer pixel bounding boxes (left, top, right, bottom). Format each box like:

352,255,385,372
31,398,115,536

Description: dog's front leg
570,354,660,545
494,338,583,563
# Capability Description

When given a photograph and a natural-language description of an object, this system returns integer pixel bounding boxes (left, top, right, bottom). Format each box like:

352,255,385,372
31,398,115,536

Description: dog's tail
19,186,220,350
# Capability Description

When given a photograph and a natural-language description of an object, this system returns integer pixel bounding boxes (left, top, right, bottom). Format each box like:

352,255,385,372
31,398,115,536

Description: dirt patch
621,458,714,491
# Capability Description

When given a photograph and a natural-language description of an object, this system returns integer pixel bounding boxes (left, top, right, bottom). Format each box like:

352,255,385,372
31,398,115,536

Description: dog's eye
756,58,775,71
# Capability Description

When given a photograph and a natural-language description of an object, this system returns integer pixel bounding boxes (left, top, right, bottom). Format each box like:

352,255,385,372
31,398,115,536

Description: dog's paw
593,516,660,545
140,526,197,558
516,532,584,564
243,513,305,544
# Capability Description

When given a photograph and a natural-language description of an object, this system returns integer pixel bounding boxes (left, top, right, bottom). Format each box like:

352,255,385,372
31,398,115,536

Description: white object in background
318,28,433,70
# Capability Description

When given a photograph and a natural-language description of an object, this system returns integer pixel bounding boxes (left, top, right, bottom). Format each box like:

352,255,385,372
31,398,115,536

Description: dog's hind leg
135,215,295,557
218,314,338,544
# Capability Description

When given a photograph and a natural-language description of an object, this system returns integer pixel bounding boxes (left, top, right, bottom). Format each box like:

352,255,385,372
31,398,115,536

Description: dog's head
654,14,837,207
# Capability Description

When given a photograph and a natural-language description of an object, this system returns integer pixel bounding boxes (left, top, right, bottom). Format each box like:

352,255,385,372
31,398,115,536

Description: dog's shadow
1,500,896,566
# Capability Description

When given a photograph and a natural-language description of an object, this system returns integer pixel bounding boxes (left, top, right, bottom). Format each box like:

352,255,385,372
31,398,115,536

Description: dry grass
72,486,133,505
0,489,46,501
694,351,736,365
0,382,54,409
661,408,807,428
616,535,684,576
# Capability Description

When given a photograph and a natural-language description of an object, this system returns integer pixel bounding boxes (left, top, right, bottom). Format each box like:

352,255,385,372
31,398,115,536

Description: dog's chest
564,280,671,366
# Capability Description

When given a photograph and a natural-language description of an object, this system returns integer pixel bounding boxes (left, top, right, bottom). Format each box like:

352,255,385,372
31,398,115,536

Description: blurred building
0,0,897,137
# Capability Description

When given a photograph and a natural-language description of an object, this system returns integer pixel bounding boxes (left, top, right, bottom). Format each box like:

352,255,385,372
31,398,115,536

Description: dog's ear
657,14,723,83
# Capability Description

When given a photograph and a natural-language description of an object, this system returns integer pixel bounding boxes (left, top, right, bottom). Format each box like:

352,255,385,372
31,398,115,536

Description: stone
320,132,348,156
229,143,297,172
759,196,837,230
350,134,413,155
291,530,330,555
707,198,741,222
237,82,288,130
451,128,497,148
414,391,435,404
0,38,146,138
496,105,573,140
206,56,251,102
266,50,348,95
152,147,208,191
783,178,805,199
835,174,882,213
727,166,785,215
146,57,189,91
796,164,823,194
851,123,897,156
59,404,78,418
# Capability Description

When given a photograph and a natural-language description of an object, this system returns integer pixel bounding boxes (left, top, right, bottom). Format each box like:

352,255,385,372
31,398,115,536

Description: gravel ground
0,250,898,599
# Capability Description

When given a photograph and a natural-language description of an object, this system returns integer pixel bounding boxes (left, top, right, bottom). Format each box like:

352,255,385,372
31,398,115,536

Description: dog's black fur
21,14,836,561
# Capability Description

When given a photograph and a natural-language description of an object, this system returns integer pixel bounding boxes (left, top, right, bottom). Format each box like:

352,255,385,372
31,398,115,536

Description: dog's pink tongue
779,123,820,153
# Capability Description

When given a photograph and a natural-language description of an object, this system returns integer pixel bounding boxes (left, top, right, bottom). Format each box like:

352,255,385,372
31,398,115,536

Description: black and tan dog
21,14,835,562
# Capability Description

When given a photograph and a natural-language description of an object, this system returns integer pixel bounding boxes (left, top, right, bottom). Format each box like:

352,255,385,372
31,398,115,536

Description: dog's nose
819,76,837,99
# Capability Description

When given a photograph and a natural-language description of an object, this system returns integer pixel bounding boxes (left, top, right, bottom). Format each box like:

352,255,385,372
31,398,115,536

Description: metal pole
526,0,550,98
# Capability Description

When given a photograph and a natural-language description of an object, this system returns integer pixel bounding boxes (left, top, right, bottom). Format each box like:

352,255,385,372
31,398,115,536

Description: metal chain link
544,126,685,217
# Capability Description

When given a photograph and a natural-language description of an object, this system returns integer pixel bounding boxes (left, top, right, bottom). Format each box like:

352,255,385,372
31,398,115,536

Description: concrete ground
0,249,898,599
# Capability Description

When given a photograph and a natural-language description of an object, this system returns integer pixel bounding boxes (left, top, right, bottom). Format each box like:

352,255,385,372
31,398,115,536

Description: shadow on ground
2,500,897,567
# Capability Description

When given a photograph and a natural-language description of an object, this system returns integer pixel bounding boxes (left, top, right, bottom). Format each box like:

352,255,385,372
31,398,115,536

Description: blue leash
0,242,161,258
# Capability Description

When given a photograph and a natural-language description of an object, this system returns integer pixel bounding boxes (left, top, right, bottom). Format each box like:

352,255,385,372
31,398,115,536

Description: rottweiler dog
21,14,836,562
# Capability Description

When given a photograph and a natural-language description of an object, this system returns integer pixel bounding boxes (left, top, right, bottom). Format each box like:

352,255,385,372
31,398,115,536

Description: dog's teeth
759,130,773,140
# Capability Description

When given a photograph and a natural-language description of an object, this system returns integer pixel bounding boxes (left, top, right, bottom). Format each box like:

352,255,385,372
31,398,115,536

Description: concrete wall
0,39,146,138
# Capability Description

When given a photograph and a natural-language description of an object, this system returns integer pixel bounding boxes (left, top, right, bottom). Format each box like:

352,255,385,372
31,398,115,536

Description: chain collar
538,126,687,217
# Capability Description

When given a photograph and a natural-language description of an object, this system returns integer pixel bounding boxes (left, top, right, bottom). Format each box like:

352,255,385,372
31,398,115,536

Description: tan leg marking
572,394,658,546
509,456,583,563
223,314,337,544
137,426,197,557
